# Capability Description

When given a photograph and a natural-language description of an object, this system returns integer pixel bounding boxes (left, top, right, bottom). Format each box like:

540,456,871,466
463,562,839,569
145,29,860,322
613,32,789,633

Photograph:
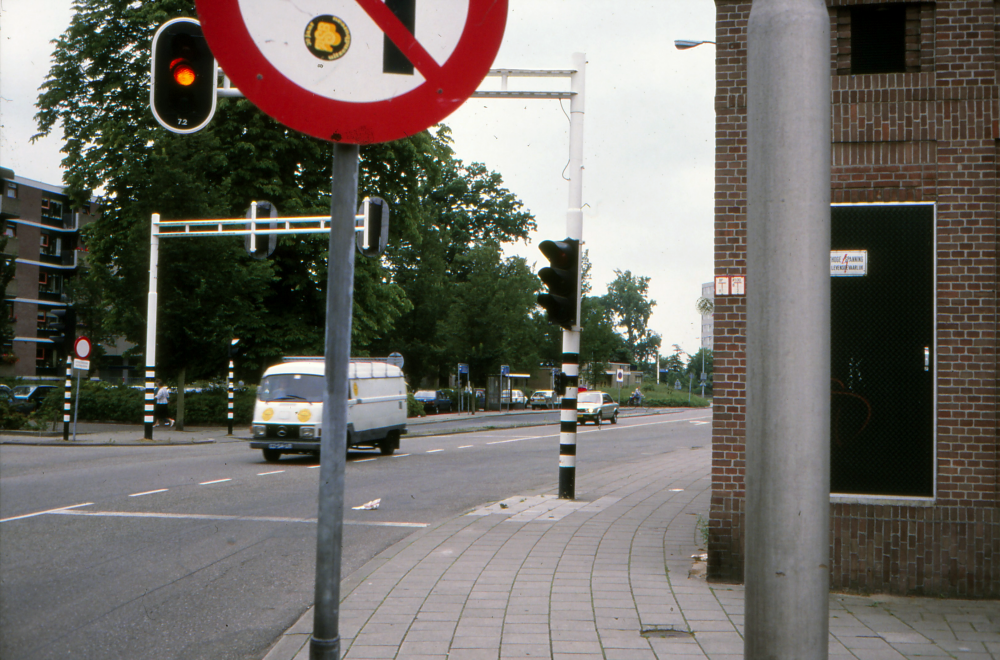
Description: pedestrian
154,380,174,428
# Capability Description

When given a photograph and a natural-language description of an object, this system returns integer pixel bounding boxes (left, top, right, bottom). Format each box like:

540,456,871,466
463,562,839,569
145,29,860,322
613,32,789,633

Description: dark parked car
12,384,58,414
414,390,452,414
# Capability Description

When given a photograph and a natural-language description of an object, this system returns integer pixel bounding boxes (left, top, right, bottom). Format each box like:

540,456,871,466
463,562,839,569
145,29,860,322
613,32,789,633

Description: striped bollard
558,330,580,499
63,356,72,441
227,360,234,435
144,368,155,439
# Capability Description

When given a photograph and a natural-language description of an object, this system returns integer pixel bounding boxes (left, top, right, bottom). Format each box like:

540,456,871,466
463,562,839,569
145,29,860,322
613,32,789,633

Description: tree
603,270,659,366
32,0,533,387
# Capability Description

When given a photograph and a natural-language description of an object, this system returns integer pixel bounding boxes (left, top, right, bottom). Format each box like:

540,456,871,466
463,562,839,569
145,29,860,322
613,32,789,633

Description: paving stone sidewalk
265,447,997,660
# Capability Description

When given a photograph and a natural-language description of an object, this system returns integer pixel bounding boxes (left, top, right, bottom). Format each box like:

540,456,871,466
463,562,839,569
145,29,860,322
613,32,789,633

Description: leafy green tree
603,269,660,366
32,0,532,389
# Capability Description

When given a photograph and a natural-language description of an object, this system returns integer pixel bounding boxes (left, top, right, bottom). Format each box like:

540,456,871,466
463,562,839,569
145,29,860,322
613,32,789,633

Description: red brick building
709,0,997,596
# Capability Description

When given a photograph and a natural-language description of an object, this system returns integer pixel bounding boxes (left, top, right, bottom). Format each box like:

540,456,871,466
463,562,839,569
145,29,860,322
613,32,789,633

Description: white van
249,358,407,462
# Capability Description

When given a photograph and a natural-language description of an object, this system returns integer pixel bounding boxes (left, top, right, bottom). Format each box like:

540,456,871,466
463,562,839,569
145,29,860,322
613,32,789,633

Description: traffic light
48,306,76,355
151,17,217,134
537,238,580,329
356,197,390,257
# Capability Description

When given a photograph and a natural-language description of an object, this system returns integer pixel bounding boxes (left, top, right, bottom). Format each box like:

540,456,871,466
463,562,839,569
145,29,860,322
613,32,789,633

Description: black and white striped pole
144,213,160,440
62,356,72,441
560,54,585,499
227,338,238,435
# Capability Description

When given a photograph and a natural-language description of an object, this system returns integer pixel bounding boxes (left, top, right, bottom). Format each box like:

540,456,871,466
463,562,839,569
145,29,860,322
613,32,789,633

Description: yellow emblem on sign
353,382,359,397
262,408,274,421
298,409,311,422
304,15,350,61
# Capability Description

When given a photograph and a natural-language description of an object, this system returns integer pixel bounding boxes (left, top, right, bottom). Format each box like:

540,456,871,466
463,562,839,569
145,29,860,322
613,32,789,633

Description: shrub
406,392,425,417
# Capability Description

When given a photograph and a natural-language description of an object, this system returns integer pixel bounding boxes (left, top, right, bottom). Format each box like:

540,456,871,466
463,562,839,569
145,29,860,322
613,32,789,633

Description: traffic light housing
356,197,390,257
537,238,580,329
151,18,217,134
48,306,76,355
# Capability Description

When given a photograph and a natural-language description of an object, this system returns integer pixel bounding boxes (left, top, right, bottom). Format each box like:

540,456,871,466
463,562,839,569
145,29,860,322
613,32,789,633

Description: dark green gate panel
830,204,934,497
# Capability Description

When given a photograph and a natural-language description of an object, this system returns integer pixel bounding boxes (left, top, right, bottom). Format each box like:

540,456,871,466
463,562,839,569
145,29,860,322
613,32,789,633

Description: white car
530,390,558,409
500,389,527,409
576,390,619,425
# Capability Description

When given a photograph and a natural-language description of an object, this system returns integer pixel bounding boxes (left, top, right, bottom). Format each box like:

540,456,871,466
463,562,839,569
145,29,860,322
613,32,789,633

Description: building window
5,182,16,199
3,224,15,238
37,312,48,329
850,4,907,74
39,234,50,248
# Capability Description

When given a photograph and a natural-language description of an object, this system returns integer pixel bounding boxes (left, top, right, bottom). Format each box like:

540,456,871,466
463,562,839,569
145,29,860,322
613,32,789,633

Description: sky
0,0,717,358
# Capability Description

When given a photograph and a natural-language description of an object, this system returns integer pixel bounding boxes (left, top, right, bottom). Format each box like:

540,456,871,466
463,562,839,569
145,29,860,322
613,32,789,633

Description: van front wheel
380,431,400,456
262,448,281,462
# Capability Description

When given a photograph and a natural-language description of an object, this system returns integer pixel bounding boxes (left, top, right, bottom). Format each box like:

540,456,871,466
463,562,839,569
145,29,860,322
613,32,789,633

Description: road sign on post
194,4,508,659
196,0,508,144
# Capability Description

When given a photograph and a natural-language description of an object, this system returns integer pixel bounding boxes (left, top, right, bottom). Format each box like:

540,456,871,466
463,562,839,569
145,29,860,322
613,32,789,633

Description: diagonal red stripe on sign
354,0,444,83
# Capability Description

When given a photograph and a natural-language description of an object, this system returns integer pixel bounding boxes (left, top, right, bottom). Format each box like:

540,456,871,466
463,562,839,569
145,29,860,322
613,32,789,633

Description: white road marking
307,465,321,469
48,509,427,527
486,436,533,445
199,478,232,485
426,449,444,453
691,421,710,425
257,470,286,476
354,458,377,463
0,502,93,523
391,453,411,458
457,445,472,449
129,489,169,497
670,488,685,492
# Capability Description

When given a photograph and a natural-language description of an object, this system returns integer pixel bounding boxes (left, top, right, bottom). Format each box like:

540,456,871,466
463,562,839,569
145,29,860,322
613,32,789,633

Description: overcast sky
0,0,717,357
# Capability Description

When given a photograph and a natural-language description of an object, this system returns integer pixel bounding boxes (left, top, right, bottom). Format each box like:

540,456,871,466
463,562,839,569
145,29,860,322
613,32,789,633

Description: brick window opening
850,4,907,74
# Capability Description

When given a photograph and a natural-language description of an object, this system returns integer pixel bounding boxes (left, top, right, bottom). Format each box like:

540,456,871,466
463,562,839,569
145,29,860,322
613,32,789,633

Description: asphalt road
0,409,712,660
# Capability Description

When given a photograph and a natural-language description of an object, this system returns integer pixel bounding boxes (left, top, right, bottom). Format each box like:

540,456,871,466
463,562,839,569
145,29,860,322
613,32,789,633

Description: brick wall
709,0,998,597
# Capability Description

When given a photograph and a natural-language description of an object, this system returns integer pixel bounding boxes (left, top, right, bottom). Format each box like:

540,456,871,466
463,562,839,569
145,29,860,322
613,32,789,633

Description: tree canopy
33,0,538,386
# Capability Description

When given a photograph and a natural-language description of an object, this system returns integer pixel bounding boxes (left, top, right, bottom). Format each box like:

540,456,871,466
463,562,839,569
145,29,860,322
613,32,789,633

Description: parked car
530,390,558,410
576,390,618,425
0,384,12,405
11,384,58,414
414,390,452,414
500,389,527,409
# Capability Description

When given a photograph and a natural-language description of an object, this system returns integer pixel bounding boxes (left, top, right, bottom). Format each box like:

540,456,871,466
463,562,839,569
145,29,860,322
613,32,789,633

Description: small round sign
196,0,508,144
74,336,92,360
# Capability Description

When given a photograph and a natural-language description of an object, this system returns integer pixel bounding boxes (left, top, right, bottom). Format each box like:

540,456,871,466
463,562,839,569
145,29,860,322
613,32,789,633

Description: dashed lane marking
354,458,377,463
486,437,533,445
199,478,232,486
426,449,444,453
46,509,427,527
0,502,93,523
391,453,411,458
257,470,286,476
457,445,472,449
129,489,169,497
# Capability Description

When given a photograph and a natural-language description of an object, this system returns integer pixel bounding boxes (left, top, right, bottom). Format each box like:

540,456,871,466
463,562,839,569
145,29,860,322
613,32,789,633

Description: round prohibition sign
74,336,92,360
196,0,508,144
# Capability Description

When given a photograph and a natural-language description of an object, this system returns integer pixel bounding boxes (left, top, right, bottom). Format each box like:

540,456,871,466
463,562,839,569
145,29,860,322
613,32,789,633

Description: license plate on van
268,443,293,449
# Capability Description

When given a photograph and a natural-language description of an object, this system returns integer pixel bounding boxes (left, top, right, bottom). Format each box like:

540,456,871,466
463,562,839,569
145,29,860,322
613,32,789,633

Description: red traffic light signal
151,18,217,133
537,238,580,329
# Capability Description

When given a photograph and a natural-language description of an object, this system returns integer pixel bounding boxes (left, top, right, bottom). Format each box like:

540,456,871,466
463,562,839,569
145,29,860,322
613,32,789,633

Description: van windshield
258,374,325,403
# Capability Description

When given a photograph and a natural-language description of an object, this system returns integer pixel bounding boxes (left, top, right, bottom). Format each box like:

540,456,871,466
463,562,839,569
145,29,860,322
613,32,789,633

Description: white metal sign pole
558,53,585,500
144,214,160,440
312,143,360,660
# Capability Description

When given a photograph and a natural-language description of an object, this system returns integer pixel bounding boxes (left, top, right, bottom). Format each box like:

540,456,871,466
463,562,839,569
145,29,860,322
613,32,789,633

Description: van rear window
258,374,325,402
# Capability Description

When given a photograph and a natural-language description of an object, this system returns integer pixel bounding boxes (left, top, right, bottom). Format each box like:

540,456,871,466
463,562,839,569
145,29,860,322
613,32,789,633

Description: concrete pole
144,214,160,440
311,143,359,660
558,52,585,500
744,1,831,659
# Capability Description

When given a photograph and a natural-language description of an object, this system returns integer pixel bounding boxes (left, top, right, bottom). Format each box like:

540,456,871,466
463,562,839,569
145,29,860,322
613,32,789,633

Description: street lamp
674,39,716,50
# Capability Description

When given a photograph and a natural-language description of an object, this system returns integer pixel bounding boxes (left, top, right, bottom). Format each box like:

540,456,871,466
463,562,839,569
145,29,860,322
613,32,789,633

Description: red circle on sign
74,336,92,360
195,0,507,144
